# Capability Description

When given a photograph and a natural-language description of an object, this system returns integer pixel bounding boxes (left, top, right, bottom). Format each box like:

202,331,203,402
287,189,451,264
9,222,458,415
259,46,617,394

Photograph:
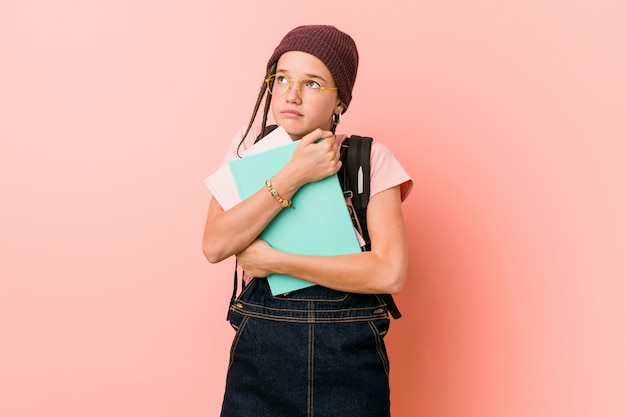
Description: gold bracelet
265,179,294,209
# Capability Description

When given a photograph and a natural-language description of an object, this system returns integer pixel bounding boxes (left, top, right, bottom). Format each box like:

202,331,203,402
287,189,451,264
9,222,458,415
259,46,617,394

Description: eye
275,75,289,84
302,79,322,90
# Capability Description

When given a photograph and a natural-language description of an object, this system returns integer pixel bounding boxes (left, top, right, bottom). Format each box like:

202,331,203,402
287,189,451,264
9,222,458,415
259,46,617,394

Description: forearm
239,186,409,293
203,196,278,263
270,249,407,294
203,162,312,262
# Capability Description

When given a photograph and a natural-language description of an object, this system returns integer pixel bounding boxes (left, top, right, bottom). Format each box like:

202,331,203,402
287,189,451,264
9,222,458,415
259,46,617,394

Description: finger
300,129,324,145
311,134,335,151
316,130,333,139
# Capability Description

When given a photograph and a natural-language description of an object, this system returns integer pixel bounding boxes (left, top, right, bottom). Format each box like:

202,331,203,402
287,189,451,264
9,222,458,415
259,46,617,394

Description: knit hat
267,25,359,112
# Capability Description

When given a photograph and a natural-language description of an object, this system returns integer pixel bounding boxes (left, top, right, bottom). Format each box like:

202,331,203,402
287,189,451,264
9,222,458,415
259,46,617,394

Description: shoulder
342,133,414,201
339,132,398,165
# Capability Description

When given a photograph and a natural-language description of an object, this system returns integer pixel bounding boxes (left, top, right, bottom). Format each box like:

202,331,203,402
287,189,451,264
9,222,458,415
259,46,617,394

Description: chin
277,121,306,139
286,131,305,141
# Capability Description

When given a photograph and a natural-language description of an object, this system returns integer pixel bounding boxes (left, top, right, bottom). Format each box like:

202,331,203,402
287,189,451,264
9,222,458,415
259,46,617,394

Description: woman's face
270,51,344,140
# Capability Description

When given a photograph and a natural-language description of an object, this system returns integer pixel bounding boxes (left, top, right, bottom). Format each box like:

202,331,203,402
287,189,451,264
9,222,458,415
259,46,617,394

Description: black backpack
228,126,402,319
337,135,402,319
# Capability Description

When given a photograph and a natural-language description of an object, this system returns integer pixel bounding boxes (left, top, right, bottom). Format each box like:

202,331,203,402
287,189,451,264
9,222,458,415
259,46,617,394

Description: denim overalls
220,278,392,417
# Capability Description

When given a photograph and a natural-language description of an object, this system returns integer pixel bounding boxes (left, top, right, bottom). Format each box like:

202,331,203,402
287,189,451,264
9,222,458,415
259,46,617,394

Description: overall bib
220,278,392,417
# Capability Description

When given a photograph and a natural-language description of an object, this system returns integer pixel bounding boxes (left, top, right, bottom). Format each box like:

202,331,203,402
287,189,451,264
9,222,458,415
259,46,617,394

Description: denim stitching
307,301,314,417
229,309,386,323
237,299,386,314
228,315,249,369
368,320,390,376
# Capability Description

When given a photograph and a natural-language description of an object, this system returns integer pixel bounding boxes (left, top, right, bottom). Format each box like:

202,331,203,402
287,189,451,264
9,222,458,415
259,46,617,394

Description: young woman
203,25,413,417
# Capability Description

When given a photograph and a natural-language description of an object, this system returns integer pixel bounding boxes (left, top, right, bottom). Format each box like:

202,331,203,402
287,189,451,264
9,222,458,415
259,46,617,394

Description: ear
335,100,345,115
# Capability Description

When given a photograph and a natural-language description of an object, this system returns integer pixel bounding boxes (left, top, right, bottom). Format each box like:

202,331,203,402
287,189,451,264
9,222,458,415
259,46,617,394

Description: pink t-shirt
218,125,413,201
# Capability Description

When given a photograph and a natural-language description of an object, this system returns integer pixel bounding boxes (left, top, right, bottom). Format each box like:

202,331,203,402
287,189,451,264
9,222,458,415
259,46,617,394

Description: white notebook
204,127,292,210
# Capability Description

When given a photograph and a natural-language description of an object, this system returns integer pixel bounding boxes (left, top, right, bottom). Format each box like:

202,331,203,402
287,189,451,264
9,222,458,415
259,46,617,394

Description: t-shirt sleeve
370,141,413,201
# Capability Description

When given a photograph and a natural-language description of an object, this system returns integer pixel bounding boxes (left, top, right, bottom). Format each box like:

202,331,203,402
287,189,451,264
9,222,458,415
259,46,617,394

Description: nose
285,80,301,102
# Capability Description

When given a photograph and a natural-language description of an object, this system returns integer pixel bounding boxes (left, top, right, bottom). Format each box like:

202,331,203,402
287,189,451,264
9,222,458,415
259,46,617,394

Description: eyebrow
276,69,330,83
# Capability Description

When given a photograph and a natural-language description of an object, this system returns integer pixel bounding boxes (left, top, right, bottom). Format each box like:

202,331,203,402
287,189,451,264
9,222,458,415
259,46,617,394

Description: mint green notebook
229,141,361,295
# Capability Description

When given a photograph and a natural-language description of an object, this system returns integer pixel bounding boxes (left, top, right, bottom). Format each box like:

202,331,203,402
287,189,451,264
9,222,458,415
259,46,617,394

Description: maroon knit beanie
267,25,359,112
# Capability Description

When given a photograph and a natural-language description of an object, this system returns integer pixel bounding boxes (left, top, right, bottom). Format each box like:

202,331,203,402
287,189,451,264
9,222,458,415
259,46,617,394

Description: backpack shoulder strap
339,135,402,319
340,135,373,249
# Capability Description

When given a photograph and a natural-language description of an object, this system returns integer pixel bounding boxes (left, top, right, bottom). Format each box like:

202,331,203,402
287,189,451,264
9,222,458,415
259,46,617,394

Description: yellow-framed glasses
265,74,338,100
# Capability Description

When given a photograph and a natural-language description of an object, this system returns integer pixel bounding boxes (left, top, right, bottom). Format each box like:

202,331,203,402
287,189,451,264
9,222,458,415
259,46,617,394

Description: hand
286,128,342,186
236,239,275,278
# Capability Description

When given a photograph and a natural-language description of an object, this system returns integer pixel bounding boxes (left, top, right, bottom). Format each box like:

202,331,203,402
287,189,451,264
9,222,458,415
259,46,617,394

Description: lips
280,108,303,117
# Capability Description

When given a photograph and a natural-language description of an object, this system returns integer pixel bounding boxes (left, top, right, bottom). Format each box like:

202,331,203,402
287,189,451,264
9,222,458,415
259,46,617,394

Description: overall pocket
226,309,250,368
367,317,391,376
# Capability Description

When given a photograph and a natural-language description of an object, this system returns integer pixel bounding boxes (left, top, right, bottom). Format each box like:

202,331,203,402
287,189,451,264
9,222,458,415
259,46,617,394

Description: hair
235,63,276,157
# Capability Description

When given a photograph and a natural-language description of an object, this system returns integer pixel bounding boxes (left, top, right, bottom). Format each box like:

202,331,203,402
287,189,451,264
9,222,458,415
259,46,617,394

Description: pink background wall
2,1,625,416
